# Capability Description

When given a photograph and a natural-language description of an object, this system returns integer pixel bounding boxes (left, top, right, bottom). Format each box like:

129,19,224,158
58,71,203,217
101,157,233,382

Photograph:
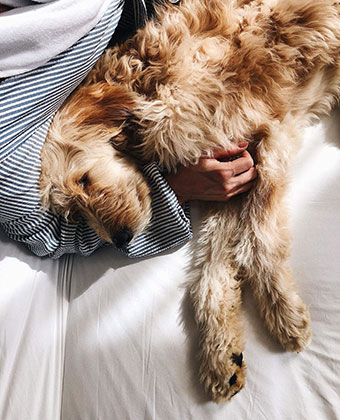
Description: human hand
165,142,257,204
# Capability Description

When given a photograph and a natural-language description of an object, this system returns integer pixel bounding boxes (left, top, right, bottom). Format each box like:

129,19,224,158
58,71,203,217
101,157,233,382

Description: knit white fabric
0,0,111,77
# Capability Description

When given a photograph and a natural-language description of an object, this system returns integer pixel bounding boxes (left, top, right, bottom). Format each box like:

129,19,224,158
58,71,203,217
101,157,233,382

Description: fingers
225,180,255,199
212,142,249,159
201,150,254,176
166,144,257,203
223,167,257,197
204,167,256,202
226,151,254,176
207,160,257,201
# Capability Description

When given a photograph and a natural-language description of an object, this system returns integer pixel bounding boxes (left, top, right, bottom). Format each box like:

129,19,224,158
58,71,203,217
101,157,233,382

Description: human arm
165,142,257,204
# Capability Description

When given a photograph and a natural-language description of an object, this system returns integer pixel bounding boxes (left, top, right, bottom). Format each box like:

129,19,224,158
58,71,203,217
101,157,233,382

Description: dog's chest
164,34,233,90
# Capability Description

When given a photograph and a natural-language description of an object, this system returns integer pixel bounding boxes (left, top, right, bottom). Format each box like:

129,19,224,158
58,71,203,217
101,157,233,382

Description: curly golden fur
40,83,152,245
40,0,340,402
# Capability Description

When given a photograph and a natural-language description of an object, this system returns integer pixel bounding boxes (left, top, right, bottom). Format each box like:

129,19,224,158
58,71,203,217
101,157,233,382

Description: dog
40,0,340,402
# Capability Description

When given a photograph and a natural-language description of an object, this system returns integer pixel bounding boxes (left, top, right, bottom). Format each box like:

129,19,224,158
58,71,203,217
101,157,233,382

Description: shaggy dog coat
40,0,340,402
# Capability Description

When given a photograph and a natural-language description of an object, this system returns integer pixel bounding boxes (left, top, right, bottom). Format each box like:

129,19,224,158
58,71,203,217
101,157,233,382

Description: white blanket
1,111,340,419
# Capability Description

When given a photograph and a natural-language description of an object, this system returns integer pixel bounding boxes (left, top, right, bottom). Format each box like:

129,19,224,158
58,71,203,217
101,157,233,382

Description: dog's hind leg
190,204,246,403
237,123,312,352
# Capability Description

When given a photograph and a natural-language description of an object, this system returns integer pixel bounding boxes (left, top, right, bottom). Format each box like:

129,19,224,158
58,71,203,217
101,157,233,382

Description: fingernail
238,141,248,148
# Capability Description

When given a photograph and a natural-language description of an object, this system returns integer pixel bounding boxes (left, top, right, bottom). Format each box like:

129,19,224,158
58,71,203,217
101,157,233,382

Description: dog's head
40,83,152,249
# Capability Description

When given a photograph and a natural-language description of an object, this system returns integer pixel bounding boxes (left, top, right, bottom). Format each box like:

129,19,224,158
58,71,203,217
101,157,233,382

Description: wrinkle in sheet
0,258,69,420
142,371,157,420
0,271,38,420
75,274,157,420
297,365,339,420
58,254,73,420
95,282,103,420
142,296,154,389
141,295,159,420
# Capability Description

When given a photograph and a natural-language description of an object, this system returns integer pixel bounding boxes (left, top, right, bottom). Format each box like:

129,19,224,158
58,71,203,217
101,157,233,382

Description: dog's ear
40,177,83,222
71,82,138,129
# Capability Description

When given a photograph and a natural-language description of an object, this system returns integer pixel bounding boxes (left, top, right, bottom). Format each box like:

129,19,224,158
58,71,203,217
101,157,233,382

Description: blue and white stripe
0,0,192,258
126,163,192,258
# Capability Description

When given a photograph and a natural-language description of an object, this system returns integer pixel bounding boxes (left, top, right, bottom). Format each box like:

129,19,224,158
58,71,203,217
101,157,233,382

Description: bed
1,109,340,420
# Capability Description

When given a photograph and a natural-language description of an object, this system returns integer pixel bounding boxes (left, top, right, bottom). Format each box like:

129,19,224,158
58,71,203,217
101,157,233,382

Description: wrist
165,173,186,205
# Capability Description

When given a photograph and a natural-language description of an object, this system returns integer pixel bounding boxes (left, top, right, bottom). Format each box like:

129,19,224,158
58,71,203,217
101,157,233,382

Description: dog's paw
268,298,312,353
277,303,312,353
199,349,246,403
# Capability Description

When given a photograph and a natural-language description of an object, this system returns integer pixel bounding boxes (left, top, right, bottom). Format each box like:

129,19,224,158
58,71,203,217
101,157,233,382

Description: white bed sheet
1,111,340,420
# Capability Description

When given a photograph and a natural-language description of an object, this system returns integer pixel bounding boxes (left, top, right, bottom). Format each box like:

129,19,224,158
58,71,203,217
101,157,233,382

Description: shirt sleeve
0,0,192,259
0,134,192,259
123,162,193,258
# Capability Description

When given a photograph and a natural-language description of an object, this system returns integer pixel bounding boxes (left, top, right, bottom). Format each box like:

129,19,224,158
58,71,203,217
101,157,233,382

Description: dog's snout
111,227,133,249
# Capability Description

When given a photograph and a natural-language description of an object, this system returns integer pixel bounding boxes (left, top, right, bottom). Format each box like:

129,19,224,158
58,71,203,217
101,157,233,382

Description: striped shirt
0,0,192,258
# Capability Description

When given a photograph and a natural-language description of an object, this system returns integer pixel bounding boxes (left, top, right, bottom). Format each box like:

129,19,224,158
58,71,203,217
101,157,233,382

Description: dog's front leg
190,203,246,403
237,123,312,352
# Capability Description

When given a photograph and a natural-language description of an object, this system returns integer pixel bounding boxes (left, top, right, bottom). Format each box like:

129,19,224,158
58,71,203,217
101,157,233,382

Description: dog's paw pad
229,373,237,386
201,354,246,403
231,352,243,367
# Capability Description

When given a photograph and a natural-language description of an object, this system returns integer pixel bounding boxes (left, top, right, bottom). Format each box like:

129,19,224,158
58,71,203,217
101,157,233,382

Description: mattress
1,110,340,420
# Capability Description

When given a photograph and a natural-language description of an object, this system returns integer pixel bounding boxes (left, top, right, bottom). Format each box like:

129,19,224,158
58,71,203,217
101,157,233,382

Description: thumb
212,142,248,160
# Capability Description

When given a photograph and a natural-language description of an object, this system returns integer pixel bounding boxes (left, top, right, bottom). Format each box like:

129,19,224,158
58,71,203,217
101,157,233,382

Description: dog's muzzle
111,227,133,249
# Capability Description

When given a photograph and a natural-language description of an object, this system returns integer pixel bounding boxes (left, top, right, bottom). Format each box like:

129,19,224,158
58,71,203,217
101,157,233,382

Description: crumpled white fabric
1,110,340,420
0,0,111,77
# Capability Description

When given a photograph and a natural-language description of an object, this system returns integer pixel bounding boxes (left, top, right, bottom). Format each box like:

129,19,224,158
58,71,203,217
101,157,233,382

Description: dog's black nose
112,227,133,249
